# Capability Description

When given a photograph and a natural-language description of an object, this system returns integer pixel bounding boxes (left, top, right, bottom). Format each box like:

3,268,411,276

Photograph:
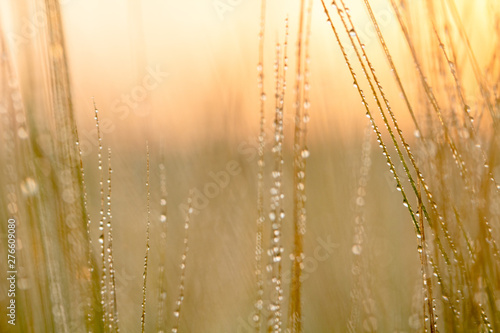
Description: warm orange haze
1,0,496,146
0,0,499,332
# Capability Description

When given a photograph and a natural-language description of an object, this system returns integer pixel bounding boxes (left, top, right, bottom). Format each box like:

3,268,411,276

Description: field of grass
1,0,499,332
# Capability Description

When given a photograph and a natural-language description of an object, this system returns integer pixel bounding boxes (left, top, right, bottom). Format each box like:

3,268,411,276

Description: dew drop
17,127,29,139
352,244,362,255
21,177,38,196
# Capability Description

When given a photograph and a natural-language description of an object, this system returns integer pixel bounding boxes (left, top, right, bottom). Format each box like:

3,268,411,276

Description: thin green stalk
141,142,152,333
255,0,267,331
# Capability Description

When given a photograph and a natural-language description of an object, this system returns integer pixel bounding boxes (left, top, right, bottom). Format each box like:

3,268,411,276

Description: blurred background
1,0,499,332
